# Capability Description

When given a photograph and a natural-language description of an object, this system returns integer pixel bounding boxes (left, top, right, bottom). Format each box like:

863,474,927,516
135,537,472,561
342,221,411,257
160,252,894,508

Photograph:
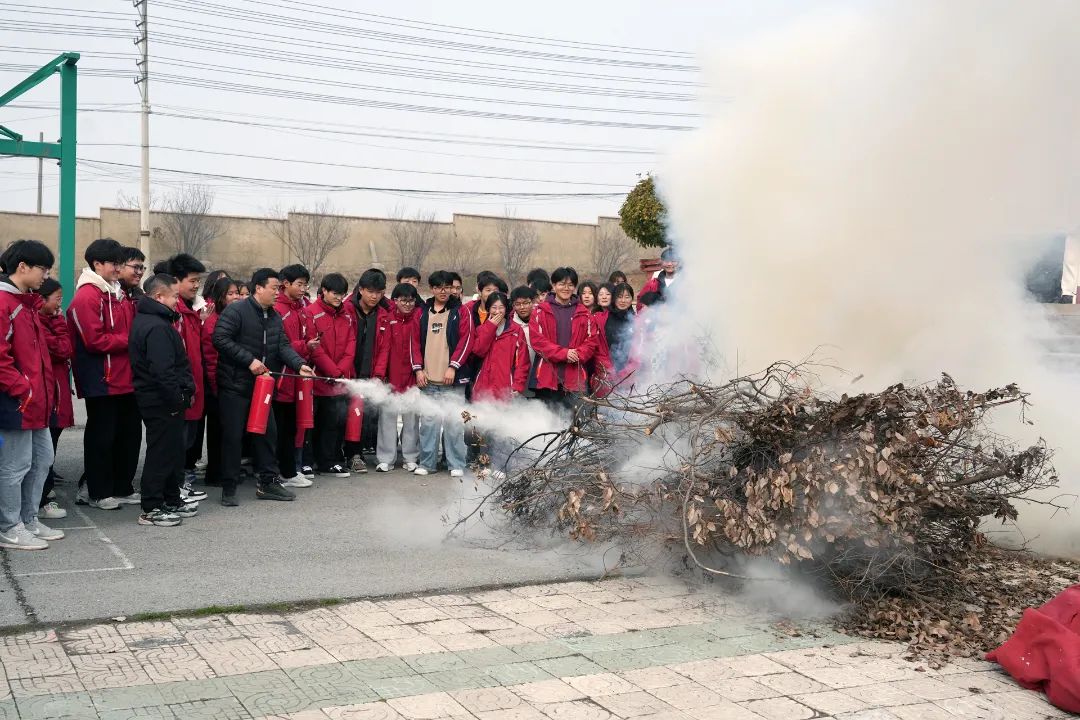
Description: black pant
344,402,378,459
140,412,185,512
219,390,279,493
83,394,142,501
185,416,205,470
534,389,582,415
40,426,64,507
272,401,298,480
314,395,347,470
204,393,223,485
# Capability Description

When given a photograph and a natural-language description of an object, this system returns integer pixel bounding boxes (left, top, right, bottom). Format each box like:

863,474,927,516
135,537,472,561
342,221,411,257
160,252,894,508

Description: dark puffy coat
0,280,54,431
211,297,305,397
129,296,195,416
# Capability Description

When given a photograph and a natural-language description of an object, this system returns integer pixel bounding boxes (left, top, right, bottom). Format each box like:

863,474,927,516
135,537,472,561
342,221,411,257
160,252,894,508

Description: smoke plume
663,0,1080,556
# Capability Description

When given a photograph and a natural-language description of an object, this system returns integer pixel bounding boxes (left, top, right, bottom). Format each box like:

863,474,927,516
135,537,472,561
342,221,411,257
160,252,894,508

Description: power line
79,159,630,198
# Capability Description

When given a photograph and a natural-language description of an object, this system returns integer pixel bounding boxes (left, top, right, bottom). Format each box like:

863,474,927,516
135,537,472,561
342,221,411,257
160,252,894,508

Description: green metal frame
0,53,79,300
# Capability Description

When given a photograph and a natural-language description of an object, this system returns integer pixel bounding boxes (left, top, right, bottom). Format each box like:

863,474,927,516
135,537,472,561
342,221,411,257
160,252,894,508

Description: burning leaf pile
483,363,1065,657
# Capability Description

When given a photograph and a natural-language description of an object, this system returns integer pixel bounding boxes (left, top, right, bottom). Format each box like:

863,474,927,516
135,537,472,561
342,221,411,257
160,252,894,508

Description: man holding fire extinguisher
212,268,315,507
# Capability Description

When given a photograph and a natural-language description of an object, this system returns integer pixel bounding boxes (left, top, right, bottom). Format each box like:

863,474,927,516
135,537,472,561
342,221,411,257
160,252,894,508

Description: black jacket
129,296,195,415
350,291,390,380
212,296,305,396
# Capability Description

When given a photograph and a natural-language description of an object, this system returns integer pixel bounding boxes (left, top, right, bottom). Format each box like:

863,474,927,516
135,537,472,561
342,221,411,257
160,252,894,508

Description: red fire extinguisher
246,373,275,434
345,395,365,443
294,377,314,449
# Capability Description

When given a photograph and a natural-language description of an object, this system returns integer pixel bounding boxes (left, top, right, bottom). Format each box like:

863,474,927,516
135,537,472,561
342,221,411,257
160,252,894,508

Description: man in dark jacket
345,268,389,472
212,268,314,506
128,274,194,527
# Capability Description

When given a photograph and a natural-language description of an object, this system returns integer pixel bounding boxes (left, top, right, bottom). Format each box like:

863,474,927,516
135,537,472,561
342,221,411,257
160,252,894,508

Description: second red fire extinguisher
246,373,275,434
345,395,365,443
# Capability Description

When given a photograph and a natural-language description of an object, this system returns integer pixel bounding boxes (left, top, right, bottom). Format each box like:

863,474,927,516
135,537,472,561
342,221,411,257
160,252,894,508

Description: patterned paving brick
535,699,614,720
193,640,278,676
166,696,253,719
72,651,154,690
15,690,97,720
91,684,168,711
421,667,497,692
9,672,85,697
485,662,554,687
449,686,523,713
324,701,404,720
99,705,178,720
63,625,129,655
0,640,73,679
134,643,216,683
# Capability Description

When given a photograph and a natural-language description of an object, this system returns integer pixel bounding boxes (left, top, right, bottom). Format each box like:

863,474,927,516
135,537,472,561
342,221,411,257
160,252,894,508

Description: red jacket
175,297,204,420
471,319,530,403
40,311,74,428
273,295,311,402
304,297,357,397
0,281,55,431
201,312,221,396
373,306,419,393
528,297,597,393
67,268,133,397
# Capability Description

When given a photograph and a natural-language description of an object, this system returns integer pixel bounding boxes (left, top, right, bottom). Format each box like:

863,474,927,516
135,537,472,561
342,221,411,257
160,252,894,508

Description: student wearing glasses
372,283,422,473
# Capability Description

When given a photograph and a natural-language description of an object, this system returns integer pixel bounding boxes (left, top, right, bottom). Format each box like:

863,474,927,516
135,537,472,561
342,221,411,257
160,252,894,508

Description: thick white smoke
663,1,1080,556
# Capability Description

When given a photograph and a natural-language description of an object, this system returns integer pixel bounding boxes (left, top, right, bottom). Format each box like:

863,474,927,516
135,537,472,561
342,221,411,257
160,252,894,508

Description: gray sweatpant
376,411,419,466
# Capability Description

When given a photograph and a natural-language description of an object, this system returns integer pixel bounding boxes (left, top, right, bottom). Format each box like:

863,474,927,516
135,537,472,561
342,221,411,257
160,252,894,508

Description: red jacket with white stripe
273,294,311,402
373,305,420,394
471,318,530,402
67,268,133,397
40,311,74,428
175,297,205,420
201,311,221,397
0,280,55,431
304,297,357,397
528,296,597,393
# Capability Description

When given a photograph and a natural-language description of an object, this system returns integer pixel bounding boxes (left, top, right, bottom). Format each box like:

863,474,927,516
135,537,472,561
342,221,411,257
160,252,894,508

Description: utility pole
134,0,151,258
36,131,43,214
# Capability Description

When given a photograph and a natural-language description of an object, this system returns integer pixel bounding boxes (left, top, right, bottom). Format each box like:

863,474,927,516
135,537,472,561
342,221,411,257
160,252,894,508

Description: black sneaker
300,465,315,479
220,492,238,507
138,509,182,527
256,481,295,501
163,502,198,518
320,464,351,478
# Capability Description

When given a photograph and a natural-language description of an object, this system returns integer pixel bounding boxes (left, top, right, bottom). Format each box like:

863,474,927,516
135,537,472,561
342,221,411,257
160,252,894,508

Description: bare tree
435,231,476,280
495,210,540,286
591,225,637,279
159,185,223,258
266,198,348,278
115,189,161,211
386,205,440,271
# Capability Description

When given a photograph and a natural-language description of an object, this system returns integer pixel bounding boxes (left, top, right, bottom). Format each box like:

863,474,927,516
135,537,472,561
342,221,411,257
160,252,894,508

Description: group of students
0,235,678,543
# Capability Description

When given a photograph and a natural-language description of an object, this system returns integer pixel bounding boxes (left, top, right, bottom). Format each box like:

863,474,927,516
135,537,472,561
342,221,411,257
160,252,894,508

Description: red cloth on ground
986,584,1080,713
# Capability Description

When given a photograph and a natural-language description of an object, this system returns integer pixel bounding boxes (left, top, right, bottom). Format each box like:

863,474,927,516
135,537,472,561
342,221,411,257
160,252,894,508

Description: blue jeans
418,384,468,472
0,428,53,532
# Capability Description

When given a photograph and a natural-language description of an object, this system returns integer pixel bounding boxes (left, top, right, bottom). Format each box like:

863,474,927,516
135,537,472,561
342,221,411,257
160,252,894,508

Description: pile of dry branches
484,364,1064,654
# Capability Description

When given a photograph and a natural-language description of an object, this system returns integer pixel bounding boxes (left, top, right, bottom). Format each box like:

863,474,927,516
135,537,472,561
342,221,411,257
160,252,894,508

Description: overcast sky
0,0,844,224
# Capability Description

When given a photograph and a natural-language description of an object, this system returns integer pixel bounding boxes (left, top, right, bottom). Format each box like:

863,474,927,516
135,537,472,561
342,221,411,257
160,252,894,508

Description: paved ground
0,419,604,625
0,575,1062,720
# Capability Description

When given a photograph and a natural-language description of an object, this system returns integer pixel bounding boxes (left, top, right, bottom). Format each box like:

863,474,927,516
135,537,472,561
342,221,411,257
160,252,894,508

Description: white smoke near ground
661,0,1080,557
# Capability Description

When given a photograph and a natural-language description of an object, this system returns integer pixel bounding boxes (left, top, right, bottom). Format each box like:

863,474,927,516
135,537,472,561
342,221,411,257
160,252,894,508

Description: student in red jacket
201,276,239,488
36,279,73,521
67,238,142,510
372,283,421,473
304,273,357,478
592,283,639,398
164,253,209,504
471,292,530,403
273,264,315,488
0,240,63,550
528,266,597,412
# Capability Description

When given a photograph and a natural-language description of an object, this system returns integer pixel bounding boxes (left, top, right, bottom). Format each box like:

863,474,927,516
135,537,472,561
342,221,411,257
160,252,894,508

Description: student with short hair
372,283,421,473
117,246,147,300
67,238,142,510
448,272,464,300
0,240,62,549
304,272,356,477
411,270,473,477
509,285,537,366
164,253,209,503
212,268,314,506
578,281,599,314
273,264,314,487
608,270,628,286
346,269,390,472
129,274,198,527
596,283,615,312
201,276,239,488
396,267,421,287
526,268,550,291
528,266,597,411
37,278,72,521
462,271,507,405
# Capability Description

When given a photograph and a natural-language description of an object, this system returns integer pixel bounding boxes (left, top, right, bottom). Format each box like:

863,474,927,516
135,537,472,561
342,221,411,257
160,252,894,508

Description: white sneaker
413,467,429,476
89,497,121,510
0,524,48,550
403,462,418,472
450,469,464,478
114,493,142,505
39,502,67,520
281,475,313,488
27,519,64,541
375,463,391,473
75,486,89,505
